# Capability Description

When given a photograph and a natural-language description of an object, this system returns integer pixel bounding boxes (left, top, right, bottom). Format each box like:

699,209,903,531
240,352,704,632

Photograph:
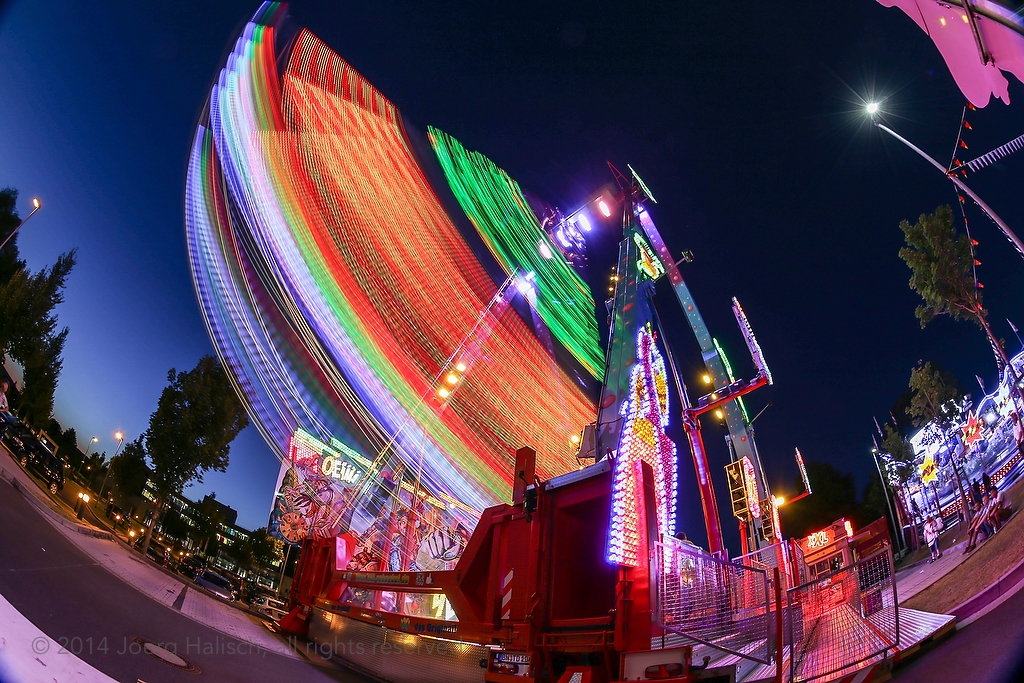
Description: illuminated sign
289,428,367,487
844,520,854,538
918,453,938,485
633,232,665,280
806,529,833,550
607,325,678,566
740,457,761,519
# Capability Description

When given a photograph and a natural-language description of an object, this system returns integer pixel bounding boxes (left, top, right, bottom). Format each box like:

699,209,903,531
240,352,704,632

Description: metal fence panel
734,542,795,597
786,548,898,682
653,539,772,664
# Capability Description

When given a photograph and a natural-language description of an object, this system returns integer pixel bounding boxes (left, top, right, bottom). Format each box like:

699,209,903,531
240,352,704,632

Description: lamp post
0,197,41,252
77,436,99,477
866,103,1024,260
97,431,125,501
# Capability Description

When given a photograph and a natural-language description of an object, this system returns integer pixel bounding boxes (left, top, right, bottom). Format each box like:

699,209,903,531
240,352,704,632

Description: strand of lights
607,325,678,566
795,447,811,494
427,127,604,379
731,297,773,385
186,5,596,535
740,456,761,519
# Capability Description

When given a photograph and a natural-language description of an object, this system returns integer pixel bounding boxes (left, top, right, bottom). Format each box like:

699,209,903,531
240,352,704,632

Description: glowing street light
98,430,127,500
77,436,100,476
0,197,41,252
865,101,880,115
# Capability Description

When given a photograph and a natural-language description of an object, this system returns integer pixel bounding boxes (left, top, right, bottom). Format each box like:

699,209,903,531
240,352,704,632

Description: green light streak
714,337,750,423
428,127,604,379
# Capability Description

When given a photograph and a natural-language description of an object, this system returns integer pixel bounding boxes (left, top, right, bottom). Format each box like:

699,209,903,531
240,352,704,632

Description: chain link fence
787,548,898,682
653,539,772,664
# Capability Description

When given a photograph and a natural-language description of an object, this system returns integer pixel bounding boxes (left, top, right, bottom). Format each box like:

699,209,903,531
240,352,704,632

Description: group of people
921,473,1008,562
965,482,1005,554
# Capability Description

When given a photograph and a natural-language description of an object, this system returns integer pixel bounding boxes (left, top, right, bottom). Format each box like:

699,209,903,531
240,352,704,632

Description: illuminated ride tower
588,168,773,557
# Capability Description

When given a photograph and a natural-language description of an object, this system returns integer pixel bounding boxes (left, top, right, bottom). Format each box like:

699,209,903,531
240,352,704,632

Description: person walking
923,516,940,563
0,380,9,414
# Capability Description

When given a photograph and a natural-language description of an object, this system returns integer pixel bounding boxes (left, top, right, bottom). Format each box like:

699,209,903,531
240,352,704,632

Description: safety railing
734,541,795,597
653,539,773,664
786,548,898,682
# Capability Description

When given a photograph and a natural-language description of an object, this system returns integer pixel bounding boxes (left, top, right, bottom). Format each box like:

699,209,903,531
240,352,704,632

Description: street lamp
97,431,126,501
77,436,100,476
0,197,41,252
866,103,1024,258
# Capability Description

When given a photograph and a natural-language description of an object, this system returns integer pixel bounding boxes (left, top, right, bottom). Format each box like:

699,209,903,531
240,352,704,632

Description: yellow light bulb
438,387,450,398
446,373,459,385
702,374,711,384
456,362,467,372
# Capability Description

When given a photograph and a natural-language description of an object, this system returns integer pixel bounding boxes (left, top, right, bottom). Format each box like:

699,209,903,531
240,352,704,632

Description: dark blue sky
2,0,1023,536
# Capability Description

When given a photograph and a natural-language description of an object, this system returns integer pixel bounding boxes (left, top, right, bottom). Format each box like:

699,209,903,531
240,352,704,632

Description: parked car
25,450,65,495
7,420,65,496
179,555,205,580
194,570,237,602
250,594,288,621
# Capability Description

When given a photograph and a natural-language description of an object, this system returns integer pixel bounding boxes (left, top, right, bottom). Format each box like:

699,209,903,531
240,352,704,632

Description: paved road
0,478,367,683
893,586,1024,682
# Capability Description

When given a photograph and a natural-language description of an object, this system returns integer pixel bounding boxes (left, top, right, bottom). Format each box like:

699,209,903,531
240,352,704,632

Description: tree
140,355,248,556
907,361,966,431
779,461,858,538
880,423,916,487
193,495,226,556
16,329,68,426
234,527,283,574
899,206,1019,386
109,437,150,499
0,187,76,427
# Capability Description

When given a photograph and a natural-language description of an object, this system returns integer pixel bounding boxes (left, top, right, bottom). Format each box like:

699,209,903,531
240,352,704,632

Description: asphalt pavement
892,577,1024,682
0,477,368,683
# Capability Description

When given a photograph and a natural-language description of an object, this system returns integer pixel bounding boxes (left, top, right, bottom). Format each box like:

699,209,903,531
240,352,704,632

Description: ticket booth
794,519,854,581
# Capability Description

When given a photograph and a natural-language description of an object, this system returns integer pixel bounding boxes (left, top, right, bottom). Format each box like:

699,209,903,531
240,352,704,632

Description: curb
0,464,112,540
2,461,279,624
950,548,1024,621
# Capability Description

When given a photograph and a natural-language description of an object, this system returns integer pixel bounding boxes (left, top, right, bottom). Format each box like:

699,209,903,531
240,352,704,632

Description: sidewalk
0,450,300,661
896,539,969,603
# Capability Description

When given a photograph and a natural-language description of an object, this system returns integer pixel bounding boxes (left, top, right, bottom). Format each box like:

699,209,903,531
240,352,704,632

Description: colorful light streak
427,127,604,379
607,325,678,566
185,3,596,530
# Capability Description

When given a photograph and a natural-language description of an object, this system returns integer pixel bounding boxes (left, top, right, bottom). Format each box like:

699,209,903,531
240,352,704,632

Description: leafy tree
880,423,916,486
906,360,972,519
193,495,226,556
140,355,248,556
779,461,857,538
110,437,150,499
907,361,966,431
899,206,1019,385
0,187,76,426
16,329,67,426
233,527,283,573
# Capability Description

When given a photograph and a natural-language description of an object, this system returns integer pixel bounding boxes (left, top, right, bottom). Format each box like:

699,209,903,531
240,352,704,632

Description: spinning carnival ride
186,0,773,613
183,8,963,681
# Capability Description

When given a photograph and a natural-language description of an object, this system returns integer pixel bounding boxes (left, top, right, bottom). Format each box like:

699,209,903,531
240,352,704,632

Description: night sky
2,1,1023,540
